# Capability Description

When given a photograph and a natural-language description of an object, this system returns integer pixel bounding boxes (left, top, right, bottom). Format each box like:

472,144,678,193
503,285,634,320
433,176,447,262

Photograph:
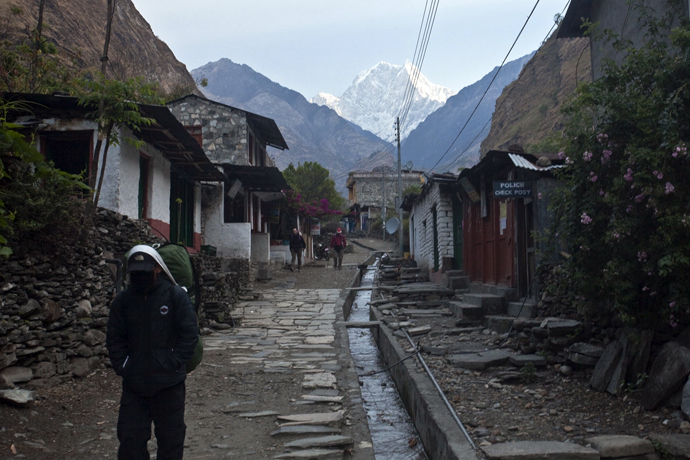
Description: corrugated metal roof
508,153,565,171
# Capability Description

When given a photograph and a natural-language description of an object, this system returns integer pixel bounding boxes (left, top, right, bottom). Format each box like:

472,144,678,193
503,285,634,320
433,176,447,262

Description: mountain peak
310,61,455,140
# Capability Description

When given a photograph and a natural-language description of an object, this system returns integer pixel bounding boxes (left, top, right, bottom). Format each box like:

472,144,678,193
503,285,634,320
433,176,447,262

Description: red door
494,198,515,286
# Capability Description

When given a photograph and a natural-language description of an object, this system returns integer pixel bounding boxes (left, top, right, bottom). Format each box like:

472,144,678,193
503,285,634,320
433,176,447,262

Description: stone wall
410,182,455,273
168,97,250,165
0,208,248,387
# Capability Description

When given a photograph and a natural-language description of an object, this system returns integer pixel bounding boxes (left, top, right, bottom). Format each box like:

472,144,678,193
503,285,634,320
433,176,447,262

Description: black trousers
117,381,186,460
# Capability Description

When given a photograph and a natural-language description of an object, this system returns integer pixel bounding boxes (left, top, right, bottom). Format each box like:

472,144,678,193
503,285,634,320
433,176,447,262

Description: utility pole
397,117,404,257
381,162,386,241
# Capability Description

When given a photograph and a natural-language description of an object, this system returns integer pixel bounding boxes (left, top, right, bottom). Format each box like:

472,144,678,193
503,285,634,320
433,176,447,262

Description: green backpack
123,243,203,373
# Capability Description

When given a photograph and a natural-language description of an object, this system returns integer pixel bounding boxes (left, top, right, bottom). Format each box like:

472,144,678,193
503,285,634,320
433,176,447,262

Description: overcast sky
131,0,570,100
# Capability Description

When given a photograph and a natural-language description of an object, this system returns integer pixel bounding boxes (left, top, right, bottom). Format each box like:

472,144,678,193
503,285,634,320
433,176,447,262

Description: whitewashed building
404,173,462,283
5,93,225,252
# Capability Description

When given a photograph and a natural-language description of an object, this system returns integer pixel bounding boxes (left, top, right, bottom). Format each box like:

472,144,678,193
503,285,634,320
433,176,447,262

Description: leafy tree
282,161,346,211
549,9,690,328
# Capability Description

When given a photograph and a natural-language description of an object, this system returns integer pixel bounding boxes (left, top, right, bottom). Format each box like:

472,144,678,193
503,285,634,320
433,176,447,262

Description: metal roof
3,92,225,182
508,153,565,171
167,94,289,151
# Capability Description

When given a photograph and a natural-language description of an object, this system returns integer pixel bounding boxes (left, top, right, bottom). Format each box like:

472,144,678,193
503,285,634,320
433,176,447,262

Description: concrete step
463,293,505,315
448,301,484,320
507,300,538,318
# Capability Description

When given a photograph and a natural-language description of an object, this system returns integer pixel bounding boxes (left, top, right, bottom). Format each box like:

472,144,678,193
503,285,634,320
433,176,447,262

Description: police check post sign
493,181,532,198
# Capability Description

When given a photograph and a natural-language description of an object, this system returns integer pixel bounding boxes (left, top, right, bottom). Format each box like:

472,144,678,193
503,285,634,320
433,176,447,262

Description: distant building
346,167,425,231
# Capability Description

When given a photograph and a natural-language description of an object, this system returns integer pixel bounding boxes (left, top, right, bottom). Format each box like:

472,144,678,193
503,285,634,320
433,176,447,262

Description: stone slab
591,341,623,392
408,325,432,336
270,425,342,436
585,435,654,458
274,448,343,459
0,366,33,383
446,349,512,370
482,441,600,459
643,342,690,410
277,410,344,425
284,435,354,449
302,372,337,390
648,434,690,460
546,320,581,337
0,389,36,405
509,354,547,367
238,410,280,418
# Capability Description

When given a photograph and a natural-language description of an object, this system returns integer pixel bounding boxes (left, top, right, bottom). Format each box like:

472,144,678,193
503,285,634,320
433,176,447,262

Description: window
42,131,92,177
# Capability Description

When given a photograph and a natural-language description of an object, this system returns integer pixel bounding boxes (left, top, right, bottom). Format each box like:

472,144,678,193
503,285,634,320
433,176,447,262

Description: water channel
347,264,428,460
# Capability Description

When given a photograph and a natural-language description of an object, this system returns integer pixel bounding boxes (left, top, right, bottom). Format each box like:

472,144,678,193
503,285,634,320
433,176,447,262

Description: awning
223,164,290,192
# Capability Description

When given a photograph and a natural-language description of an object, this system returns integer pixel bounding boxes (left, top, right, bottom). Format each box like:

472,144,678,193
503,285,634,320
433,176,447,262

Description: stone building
167,95,290,268
346,168,425,231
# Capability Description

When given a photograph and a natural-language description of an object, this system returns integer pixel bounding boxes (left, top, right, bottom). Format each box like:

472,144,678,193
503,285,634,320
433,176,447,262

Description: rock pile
0,208,248,392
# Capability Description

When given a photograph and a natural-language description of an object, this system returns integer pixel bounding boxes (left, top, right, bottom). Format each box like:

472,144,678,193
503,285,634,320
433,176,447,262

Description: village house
403,173,461,283
4,92,225,252
167,95,290,270
346,167,425,232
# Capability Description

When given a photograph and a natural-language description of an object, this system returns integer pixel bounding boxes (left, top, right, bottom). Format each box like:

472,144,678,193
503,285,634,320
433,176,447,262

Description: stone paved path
182,288,374,459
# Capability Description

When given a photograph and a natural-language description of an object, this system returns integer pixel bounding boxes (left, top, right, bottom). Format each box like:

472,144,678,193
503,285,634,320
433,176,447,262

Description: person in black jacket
289,227,306,272
106,246,199,460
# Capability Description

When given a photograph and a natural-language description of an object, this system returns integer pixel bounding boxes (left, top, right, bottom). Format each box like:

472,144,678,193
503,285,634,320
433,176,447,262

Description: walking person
289,227,306,272
106,245,199,460
330,227,347,270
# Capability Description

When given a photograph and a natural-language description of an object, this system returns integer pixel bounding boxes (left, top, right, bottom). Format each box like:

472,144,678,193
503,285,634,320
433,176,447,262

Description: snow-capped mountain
310,61,456,141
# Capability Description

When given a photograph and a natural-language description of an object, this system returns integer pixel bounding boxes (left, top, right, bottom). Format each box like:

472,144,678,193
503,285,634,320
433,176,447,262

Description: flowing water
347,266,427,460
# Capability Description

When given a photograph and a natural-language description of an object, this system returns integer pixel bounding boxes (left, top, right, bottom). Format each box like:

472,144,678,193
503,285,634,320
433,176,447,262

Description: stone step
484,315,517,334
447,276,470,290
482,441,599,459
448,301,484,320
507,300,538,318
469,283,518,301
463,293,505,315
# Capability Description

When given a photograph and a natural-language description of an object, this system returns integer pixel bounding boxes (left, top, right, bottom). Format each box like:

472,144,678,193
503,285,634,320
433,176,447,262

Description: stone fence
0,208,247,389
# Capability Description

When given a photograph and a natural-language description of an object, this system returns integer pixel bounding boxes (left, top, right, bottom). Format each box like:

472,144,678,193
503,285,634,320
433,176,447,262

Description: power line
434,0,571,171
426,0,545,174
397,0,441,131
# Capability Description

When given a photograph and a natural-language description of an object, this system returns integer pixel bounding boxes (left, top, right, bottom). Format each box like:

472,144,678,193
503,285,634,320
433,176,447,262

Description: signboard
493,181,532,198
226,179,243,199
460,177,480,203
266,207,280,224
310,220,321,236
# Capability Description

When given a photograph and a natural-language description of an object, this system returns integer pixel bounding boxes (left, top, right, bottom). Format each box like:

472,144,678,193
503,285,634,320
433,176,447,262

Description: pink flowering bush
549,17,690,327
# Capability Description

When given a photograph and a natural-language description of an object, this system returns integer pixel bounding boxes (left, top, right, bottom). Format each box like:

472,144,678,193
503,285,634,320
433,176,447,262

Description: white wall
251,233,270,265
410,182,455,272
201,184,252,259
